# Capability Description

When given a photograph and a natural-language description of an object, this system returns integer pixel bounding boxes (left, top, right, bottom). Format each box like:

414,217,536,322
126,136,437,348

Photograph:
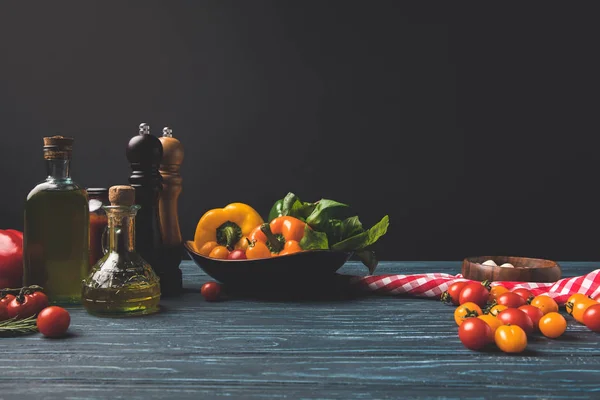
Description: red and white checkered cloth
351,269,600,305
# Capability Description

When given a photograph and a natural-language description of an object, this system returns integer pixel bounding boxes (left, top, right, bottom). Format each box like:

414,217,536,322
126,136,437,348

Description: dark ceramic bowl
184,241,352,288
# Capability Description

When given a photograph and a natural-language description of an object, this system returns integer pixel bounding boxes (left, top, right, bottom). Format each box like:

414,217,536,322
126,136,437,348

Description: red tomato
7,295,38,319
201,282,221,302
0,303,8,321
444,281,468,305
459,282,490,307
31,291,49,313
518,305,544,330
512,288,534,303
496,292,526,308
497,308,534,335
583,304,600,333
0,229,23,288
458,317,492,350
227,249,247,260
0,294,15,306
37,306,70,338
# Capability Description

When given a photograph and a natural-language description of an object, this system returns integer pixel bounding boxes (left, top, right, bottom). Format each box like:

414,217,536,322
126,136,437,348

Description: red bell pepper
0,229,23,288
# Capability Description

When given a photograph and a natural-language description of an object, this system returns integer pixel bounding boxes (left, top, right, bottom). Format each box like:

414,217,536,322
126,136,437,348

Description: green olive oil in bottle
23,136,89,304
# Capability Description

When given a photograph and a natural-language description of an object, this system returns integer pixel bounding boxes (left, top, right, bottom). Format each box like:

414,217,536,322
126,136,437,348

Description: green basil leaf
299,225,329,250
354,250,378,274
331,215,389,252
306,199,352,231
281,192,315,221
339,216,364,241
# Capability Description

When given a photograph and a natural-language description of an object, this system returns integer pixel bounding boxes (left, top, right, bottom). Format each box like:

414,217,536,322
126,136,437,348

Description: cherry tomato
201,281,221,302
565,293,590,315
7,295,38,319
495,324,527,353
459,282,489,308
572,298,597,324
488,304,508,317
37,306,70,338
227,249,247,260
198,241,218,257
518,305,544,331
454,302,482,326
458,317,492,350
496,292,526,308
511,288,534,303
246,241,272,259
0,294,15,306
497,308,534,335
208,246,230,259
30,291,49,313
0,303,8,322
539,312,567,338
444,281,468,305
478,314,502,341
488,285,509,302
530,295,559,315
234,237,250,251
583,304,600,333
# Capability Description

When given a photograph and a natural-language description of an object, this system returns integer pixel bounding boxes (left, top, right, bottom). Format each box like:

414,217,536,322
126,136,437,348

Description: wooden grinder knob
109,185,136,206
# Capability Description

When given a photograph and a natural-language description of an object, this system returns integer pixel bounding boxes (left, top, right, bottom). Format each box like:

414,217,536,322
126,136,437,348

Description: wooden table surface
1,261,599,400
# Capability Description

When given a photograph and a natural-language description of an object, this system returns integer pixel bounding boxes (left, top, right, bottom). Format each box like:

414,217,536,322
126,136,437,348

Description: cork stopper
109,185,136,206
43,135,74,159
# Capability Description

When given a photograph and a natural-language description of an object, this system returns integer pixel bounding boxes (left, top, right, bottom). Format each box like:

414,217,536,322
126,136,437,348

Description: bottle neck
108,213,136,254
46,159,71,180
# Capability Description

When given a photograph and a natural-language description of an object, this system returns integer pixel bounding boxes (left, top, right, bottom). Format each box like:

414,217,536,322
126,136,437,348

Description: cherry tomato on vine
208,246,230,260
0,294,15,306
458,317,491,350
572,298,598,324
518,305,544,330
565,293,590,315
459,282,489,308
30,291,49,313
478,314,502,340
488,285,509,302
495,324,527,353
497,308,534,335
246,241,272,259
496,292,526,308
511,288,534,303
443,281,468,305
488,304,508,317
201,281,222,302
530,295,558,315
539,312,567,338
227,249,247,260
37,306,70,338
583,304,600,332
7,295,38,319
454,302,482,326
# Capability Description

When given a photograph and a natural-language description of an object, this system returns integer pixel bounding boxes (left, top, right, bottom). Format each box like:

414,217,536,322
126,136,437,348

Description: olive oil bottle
24,136,89,304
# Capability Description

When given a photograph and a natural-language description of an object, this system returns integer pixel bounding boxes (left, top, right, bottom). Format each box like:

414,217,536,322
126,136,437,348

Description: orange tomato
530,295,559,315
246,241,272,259
478,314,503,341
566,293,591,315
539,312,567,338
488,285,509,302
234,237,250,251
488,304,508,317
572,298,597,323
208,245,230,259
495,325,527,353
454,302,482,326
198,241,218,257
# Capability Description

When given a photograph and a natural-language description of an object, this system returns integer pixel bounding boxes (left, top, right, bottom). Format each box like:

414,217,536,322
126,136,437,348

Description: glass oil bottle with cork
82,185,161,316
23,136,89,304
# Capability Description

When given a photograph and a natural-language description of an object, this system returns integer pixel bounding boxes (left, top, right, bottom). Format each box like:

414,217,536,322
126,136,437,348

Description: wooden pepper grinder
126,123,182,296
158,127,184,280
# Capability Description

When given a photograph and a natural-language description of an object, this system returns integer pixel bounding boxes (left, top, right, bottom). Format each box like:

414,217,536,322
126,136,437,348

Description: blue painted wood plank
0,261,599,399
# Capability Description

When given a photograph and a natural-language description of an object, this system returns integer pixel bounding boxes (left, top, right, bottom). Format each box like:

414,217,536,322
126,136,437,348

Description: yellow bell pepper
194,203,264,251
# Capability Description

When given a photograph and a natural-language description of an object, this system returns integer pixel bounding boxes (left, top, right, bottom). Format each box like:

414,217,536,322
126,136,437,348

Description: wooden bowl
462,256,561,282
184,241,352,288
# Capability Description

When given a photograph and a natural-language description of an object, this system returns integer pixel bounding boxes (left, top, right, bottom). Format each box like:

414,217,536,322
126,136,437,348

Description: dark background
0,2,598,261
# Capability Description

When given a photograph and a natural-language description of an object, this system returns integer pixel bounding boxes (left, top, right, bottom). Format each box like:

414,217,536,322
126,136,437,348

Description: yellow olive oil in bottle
82,185,161,316
24,136,89,304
